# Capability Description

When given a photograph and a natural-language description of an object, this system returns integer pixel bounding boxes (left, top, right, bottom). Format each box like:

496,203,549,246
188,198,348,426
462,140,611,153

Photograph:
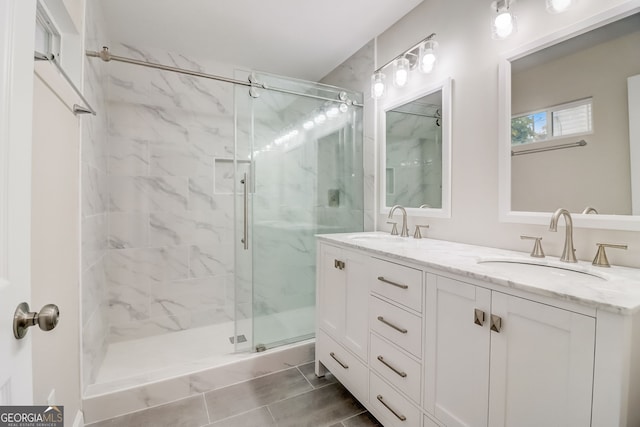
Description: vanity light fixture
491,0,517,40
371,72,386,99
393,56,411,87
546,0,572,13
419,40,438,74
370,33,437,99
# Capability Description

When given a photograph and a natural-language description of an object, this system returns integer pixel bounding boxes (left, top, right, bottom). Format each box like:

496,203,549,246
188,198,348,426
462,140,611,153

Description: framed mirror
498,5,640,230
379,78,452,217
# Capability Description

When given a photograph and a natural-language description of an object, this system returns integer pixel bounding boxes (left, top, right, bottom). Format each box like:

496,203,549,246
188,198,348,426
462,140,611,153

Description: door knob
13,302,60,339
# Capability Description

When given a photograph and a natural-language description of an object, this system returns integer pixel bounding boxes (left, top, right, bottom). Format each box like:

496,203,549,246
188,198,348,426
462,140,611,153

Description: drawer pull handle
334,259,345,270
329,352,349,369
376,394,407,421
377,355,407,378
377,316,408,334
490,314,502,333
377,276,409,289
474,309,485,327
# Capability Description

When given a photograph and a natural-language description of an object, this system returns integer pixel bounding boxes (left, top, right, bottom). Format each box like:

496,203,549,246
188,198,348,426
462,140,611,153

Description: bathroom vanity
315,232,640,427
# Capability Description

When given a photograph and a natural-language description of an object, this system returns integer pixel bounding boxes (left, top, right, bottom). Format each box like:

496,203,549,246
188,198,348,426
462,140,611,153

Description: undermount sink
477,259,607,282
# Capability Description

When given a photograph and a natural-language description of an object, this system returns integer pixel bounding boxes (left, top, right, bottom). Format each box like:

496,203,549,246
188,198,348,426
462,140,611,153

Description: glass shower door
235,72,364,352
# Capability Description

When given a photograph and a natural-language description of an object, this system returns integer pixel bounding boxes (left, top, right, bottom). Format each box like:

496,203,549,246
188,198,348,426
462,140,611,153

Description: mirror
499,7,640,230
380,78,452,217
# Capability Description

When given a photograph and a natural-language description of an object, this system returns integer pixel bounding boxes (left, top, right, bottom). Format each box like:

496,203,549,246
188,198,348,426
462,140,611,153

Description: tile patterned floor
86,362,382,427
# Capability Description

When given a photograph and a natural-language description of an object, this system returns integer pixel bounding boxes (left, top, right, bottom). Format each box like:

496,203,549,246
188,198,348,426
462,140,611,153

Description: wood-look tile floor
87,362,382,427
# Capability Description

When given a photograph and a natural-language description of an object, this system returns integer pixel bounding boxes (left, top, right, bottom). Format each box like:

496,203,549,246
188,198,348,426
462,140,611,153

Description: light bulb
495,12,513,36
314,113,326,124
546,0,572,13
371,72,386,99
419,41,438,74
303,120,314,130
326,107,339,118
339,103,348,113
492,9,515,39
393,57,410,87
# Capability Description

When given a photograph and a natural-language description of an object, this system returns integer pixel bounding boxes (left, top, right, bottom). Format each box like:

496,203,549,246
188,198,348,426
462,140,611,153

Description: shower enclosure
80,42,364,398
234,72,364,353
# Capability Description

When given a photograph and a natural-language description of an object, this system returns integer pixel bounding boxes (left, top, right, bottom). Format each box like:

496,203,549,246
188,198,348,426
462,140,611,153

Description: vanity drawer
371,258,422,313
370,333,421,403
370,296,422,358
370,372,422,427
316,329,368,403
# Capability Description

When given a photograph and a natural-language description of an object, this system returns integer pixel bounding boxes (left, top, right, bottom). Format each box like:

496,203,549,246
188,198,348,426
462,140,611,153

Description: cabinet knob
377,355,407,378
490,314,502,333
377,276,408,289
377,316,408,334
329,352,349,369
474,309,485,327
376,395,407,421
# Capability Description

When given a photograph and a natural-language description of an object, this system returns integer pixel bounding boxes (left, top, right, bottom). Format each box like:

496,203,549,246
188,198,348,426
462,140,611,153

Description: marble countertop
317,232,640,315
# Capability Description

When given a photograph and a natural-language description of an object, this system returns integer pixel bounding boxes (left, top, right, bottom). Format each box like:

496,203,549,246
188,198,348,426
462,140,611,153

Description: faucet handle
520,235,545,258
414,225,430,239
386,221,398,236
592,243,627,267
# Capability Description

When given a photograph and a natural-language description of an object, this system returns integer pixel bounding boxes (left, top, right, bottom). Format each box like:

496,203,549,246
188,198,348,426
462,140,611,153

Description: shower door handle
241,173,249,250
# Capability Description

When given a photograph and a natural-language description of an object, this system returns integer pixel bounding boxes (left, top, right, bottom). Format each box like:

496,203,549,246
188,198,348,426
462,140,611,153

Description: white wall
31,0,87,423
372,0,640,268
31,73,82,423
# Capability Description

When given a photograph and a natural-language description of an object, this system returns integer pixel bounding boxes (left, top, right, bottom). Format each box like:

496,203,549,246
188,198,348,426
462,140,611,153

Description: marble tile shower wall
82,0,110,388
320,40,376,231
386,114,442,207
105,43,237,343
249,93,363,318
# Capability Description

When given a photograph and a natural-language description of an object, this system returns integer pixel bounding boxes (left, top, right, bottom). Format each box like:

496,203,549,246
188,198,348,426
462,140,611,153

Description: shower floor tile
89,306,316,395
95,321,236,385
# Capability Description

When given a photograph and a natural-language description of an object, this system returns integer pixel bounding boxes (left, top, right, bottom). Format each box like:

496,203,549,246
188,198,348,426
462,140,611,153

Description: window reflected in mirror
510,12,640,215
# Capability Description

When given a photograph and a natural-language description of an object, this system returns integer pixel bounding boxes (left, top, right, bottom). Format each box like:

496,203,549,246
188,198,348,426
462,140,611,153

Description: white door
488,292,595,427
0,0,37,405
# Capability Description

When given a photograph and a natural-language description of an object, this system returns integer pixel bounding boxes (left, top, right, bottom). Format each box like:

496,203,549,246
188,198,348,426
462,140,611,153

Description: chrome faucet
549,208,577,263
388,205,409,237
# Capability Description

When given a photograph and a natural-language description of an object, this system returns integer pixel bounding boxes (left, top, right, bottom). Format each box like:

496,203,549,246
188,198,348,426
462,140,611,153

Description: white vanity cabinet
425,274,595,427
316,235,640,427
316,243,370,401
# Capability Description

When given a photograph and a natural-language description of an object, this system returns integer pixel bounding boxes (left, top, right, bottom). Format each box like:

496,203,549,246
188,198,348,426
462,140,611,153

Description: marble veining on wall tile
104,42,238,343
81,0,111,390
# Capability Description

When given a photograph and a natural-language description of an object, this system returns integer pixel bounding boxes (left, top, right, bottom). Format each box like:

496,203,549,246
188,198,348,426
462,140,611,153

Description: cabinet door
425,275,491,427
488,292,595,427
342,250,370,360
317,244,346,340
